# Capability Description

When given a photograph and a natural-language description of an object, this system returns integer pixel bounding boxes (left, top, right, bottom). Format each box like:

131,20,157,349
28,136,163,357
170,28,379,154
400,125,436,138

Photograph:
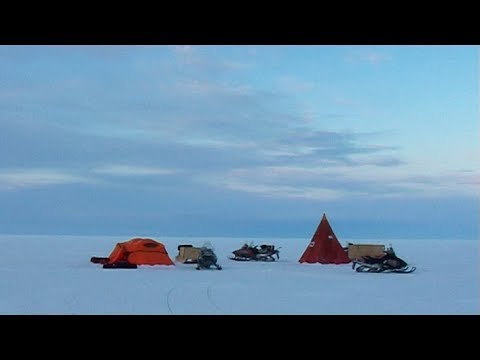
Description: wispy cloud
334,97,360,107
170,45,196,61
170,45,194,53
176,79,253,96
219,180,344,201
450,171,480,187
345,49,392,64
92,165,178,177
178,138,257,149
1,46,409,201
222,60,252,70
199,164,479,201
199,166,352,201
0,168,94,190
0,44,477,240
277,76,315,93
246,47,257,56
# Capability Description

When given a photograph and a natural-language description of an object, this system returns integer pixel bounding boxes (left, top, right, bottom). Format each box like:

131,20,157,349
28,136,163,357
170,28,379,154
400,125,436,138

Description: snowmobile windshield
201,241,215,251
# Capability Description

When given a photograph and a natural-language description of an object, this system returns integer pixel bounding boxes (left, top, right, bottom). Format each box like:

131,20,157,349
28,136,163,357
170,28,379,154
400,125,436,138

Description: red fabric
299,214,351,264
107,238,174,266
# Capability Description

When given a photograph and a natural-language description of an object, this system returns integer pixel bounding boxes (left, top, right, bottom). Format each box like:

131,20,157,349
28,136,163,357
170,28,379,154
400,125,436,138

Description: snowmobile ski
354,264,416,273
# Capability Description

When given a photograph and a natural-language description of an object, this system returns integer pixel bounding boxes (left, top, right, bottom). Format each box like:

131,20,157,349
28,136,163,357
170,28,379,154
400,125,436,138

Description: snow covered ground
0,235,477,314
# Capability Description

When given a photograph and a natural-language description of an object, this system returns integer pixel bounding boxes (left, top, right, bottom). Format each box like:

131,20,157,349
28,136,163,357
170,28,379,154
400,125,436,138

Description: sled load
351,246,416,273
230,243,280,262
346,243,386,261
175,244,202,264
90,238,174,269
196,242,222,270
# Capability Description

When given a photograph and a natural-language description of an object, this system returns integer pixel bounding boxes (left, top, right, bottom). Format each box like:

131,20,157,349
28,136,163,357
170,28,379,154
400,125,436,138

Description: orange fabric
299,214,351,264
107,238,174,266
108,244,127,263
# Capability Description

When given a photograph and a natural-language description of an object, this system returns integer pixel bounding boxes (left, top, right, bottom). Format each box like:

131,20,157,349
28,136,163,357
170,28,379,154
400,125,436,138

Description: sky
0,235,478,314
0,45,478,239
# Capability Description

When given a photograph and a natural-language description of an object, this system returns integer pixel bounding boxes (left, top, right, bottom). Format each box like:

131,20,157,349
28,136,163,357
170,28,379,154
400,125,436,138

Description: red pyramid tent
299,213,351,264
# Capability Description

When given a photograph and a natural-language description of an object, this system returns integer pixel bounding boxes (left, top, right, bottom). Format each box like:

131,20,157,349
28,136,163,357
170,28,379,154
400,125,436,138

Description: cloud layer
0,45,477,237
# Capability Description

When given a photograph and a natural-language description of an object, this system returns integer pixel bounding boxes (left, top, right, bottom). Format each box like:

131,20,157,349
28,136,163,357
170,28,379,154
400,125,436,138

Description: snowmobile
352,246,416,273
196,245,222,270
229,243,280,262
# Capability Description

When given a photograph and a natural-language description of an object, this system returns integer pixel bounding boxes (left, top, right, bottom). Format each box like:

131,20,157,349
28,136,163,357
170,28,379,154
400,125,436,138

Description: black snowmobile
196,246,222,270
230,243,280,262
352,246,416,273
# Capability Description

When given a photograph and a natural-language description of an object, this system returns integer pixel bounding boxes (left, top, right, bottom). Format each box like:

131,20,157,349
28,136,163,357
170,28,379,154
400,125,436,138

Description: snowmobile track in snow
206,284,221,310
166,284,220,314
166,287,175,314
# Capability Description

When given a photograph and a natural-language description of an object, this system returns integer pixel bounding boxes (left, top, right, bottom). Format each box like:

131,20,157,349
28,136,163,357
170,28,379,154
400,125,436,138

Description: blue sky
0,45,478,239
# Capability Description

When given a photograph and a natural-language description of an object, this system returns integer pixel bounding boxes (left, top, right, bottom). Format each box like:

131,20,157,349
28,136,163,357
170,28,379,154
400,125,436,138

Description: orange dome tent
91,238,175,268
